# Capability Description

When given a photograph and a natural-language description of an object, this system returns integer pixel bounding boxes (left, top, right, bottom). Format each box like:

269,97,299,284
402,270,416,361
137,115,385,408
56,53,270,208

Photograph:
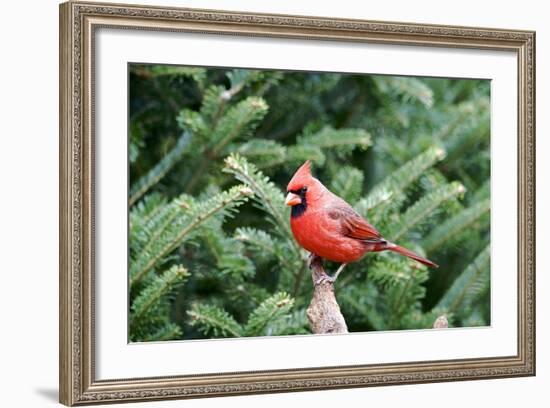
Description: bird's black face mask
288,187,308,218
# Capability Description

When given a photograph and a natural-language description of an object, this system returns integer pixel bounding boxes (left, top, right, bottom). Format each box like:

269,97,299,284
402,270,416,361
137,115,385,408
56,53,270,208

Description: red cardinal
285,160,438,282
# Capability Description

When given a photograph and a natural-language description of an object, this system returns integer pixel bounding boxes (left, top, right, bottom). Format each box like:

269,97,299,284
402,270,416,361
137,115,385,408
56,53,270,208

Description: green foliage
129,132,192,205
130,185,253,287
224,154,293,240
128,65,491,341
130,265,189,341
424,198,490,252
297,127,372,159
224,155,307,294
188,292,297,338
356,146,446,213
188,303,243,337
389,181,466,241
435,244,490,323
330,166,364,203
131,65,207,86
374,76,434,109
244,292,294,336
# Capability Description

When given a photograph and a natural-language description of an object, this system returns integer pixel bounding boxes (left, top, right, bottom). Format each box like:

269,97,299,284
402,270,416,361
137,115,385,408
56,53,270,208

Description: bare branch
433,315,449,329
306,255,348,334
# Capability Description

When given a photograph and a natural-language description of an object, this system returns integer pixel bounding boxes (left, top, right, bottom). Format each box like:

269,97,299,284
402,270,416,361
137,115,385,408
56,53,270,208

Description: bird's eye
300,187,308,194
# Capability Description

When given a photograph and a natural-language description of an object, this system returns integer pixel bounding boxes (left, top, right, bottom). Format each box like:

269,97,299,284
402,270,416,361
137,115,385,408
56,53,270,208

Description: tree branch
433,315,449,329
306,255,348,334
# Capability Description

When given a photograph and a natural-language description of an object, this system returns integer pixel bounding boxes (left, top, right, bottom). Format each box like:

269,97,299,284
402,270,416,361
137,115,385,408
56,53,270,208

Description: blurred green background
128,64,490,342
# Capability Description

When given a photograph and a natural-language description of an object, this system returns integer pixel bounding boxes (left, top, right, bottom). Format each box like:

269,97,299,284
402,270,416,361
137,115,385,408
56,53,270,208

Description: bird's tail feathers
387,243,438,268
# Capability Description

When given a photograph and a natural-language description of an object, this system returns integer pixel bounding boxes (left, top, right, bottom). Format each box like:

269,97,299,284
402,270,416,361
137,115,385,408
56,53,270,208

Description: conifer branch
374,76,434,108
234,227,297,273
188,304,243,337
224,155,309,294
358,146,446,213
236,139,287,165
435,244,490,314
390,181,466,241
285,145,325,166
142,323,183,342
368,257,416,288
129,193,167,237
201,69,259,128
424,198,490,252
437,98,490,142
130,192,166,219
176,109,206,139
130,194,194,262
388,266,419,328
339,283,386,331
130,185,253,287
184,97,268,193
131,65,206,87
136,198,190,256
200,85,228,128
330,166,364,203
244,292,294,336
472,179,490,203
210,97,269,156
224,154,296,245
298,127,372,154
446,117,490,163
130,265,189,326
129,132,192,206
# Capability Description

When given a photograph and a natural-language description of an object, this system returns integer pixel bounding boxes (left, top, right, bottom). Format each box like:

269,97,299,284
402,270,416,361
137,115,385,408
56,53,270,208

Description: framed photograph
59,1,536,405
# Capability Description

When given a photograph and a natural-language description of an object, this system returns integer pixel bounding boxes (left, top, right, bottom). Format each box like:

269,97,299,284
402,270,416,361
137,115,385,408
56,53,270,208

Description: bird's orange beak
285,192,301,207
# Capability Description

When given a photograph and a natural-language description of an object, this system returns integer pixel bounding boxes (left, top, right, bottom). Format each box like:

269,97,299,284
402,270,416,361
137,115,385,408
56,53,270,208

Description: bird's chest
290,211,323,248
290,210,365,263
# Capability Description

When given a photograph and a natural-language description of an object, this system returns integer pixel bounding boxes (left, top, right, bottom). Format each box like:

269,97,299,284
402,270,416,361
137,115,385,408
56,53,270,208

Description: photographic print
60,3,535,404
128,64,491,342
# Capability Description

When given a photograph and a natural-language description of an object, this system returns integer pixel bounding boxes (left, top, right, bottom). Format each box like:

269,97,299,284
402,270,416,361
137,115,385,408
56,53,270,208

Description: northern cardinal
285,160,438,283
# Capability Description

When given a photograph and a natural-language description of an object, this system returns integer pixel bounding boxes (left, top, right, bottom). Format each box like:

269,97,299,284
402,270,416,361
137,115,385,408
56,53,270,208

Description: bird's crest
287,160,312,191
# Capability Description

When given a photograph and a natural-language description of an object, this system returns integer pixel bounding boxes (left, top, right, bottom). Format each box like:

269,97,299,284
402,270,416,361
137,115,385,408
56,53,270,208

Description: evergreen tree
129,65,490,341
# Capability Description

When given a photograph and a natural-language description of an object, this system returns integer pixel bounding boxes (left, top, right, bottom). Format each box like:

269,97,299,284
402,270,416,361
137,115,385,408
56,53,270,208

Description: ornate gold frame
59,1,536,405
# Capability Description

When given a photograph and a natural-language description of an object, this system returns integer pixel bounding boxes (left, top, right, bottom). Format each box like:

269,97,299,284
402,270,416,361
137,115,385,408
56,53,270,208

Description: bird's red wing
326,205,383,242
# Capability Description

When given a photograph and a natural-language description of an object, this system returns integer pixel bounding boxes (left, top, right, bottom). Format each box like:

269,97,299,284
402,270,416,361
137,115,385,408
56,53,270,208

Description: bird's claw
314,274,336,286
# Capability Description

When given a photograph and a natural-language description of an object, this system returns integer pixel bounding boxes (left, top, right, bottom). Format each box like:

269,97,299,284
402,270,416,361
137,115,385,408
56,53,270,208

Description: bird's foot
331,263,347,283
307,253,315,269
313,263,347,286
307,253,322,269
314,274,335,286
